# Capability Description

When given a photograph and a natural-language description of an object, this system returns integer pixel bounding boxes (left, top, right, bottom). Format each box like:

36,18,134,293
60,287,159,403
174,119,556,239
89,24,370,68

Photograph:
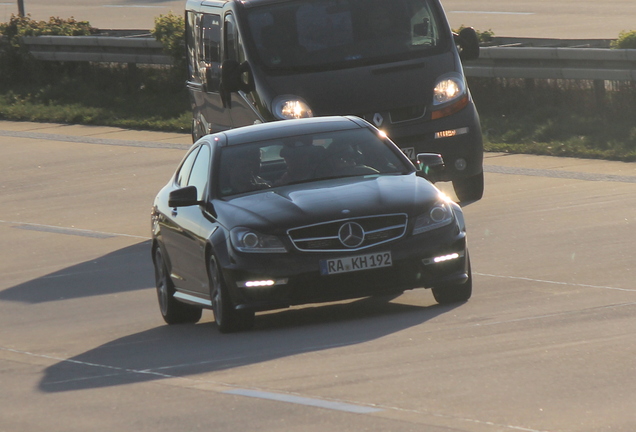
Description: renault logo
338,222,365,248
373,113,384,127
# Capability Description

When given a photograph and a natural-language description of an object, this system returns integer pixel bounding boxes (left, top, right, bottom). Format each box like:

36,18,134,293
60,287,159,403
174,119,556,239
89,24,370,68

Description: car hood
213,174,443,232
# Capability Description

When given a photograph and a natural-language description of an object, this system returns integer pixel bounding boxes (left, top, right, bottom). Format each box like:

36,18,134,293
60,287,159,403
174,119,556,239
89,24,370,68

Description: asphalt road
2,0,636,38
1,120,635,432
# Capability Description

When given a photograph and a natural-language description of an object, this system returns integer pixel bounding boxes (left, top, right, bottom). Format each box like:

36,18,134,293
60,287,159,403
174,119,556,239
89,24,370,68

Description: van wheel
453,171,484,203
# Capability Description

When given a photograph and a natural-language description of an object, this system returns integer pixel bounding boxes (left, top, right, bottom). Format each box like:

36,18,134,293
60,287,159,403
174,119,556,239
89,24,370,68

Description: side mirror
220,60,255,108
416,153,445,183
169,185,199,208
453,27,480,61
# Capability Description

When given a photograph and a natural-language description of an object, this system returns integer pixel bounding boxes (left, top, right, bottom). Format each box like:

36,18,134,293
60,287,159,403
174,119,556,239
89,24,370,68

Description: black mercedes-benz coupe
151,116,472,332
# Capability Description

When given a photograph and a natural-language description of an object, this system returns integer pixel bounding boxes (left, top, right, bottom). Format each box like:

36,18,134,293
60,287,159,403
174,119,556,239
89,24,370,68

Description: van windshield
245,0,447,72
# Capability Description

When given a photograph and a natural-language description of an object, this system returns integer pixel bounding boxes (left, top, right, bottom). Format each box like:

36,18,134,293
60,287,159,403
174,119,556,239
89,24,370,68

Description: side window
186,11,198,82
224,14,240,62
200,13,222,91
176,147,200,188
188,145,211,201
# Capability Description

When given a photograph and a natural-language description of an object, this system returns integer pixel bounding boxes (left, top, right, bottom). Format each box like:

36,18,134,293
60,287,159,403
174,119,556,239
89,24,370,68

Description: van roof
198,0,294,7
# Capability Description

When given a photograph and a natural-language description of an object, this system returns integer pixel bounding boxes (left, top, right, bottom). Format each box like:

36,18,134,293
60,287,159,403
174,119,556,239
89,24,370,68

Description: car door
189,9,233,136
169,143,217,295
158,145,200,285
224,13,261,128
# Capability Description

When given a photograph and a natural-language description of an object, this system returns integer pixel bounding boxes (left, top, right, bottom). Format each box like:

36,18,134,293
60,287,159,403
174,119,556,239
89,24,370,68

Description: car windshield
245,0,446,72
217,128,409,197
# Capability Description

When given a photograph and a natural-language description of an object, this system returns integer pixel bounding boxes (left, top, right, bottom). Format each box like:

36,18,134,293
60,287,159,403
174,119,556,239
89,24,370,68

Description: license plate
401,147,415,160
320,251,392,275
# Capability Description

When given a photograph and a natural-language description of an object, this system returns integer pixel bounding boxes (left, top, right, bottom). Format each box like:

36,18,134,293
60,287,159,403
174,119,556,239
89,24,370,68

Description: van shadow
0,241,152,304
39,296,461,393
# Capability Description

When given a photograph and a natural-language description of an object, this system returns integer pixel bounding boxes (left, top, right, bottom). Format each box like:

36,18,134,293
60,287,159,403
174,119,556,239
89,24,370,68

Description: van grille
359,105,426,125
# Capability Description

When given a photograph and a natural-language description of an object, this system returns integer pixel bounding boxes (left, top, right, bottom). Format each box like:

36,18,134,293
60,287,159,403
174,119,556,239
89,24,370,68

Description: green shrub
152,12,186,72
0,15,96,85
611,30,636,49
0,14,94,45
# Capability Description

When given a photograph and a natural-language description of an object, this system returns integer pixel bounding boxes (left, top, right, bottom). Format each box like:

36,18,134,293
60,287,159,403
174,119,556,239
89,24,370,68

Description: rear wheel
209,254,255,333
154,247,202,324
431,253,472,305
453,171,484,203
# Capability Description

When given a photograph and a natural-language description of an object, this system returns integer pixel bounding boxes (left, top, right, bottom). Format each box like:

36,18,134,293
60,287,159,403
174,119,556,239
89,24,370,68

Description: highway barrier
13,35,636,81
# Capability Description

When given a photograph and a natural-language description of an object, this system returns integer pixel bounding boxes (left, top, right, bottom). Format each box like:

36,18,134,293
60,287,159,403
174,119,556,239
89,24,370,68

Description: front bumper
220,224,468,312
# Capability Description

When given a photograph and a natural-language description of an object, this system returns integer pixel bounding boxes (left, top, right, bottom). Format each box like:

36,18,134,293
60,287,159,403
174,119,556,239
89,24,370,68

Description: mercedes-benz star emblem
338,222,365,248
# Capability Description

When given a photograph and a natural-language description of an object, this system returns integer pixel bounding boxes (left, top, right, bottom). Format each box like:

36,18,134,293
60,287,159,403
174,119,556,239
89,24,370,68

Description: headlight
230,227,287,253
433,74,466,106
273,95,314,120
412,200,455,235
431,73,469,120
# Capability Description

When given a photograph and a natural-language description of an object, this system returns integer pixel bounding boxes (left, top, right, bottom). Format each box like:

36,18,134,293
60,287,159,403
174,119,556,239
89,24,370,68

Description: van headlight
431,73,469,120
412,201,455,235
230,227,287,253
273,95,314,120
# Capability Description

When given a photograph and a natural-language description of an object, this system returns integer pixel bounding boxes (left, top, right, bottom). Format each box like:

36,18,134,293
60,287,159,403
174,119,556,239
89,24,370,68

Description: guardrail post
594,79,606,107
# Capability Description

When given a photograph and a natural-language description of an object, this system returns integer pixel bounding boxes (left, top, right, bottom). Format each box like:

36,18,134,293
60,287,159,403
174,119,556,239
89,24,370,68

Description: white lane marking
0,345,552,431
0,219,150,240
224,388,383,414
0,346,546,432
475,272,636,292
450,11,535,15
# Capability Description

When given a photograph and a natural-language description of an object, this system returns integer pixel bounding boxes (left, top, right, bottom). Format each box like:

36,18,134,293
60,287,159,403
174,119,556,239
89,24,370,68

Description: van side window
185,11,198,82
224,15,239,62
200,14,222,92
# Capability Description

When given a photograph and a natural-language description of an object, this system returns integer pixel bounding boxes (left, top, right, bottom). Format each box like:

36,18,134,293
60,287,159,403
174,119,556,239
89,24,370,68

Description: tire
431,253,472,305
209,254,255,333
154,247,202,324
453,171,484,203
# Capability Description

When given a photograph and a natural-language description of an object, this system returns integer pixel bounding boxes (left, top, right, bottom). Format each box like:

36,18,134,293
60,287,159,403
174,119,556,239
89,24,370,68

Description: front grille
288,214,408,252
389,105,426,123
359,105,426,126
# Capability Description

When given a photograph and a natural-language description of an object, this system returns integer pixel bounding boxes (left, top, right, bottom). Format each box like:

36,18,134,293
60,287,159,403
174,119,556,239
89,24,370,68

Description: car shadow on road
39,296,463,393
0,241,153,304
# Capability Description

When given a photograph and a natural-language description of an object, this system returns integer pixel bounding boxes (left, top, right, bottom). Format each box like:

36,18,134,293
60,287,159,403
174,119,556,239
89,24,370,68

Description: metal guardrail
464,46,636,81
10,35,636,81
21,35,172,65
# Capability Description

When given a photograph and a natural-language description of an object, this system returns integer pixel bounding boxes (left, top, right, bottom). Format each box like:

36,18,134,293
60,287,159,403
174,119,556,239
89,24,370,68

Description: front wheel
431,253,472,305
209,255,255,333
453,171,484,203
154,247,202,324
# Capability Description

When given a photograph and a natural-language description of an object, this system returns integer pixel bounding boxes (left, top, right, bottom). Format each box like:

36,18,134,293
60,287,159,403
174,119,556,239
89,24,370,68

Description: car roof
214,116,369,147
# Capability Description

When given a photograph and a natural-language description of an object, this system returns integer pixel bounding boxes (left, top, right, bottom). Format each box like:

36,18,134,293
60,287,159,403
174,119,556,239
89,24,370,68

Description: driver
225,147,271,194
